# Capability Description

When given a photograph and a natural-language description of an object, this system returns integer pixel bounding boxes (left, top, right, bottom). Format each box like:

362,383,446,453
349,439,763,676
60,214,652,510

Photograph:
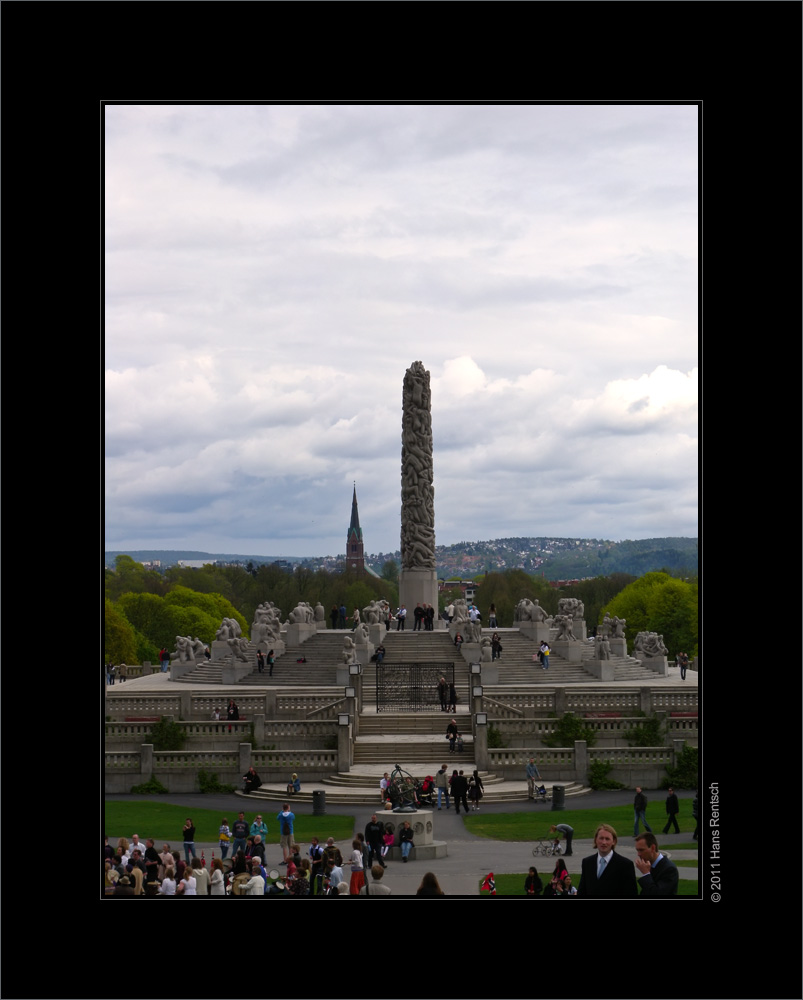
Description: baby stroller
417,775,436,807
532,784,551,805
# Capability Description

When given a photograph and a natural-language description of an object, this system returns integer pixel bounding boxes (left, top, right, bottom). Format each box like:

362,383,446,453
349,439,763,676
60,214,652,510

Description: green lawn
104,801,355,846
464,805,697,843
480,872,699,897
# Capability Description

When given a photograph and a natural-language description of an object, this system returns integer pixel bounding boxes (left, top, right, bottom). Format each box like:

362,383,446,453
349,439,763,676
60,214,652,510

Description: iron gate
376,663,455,711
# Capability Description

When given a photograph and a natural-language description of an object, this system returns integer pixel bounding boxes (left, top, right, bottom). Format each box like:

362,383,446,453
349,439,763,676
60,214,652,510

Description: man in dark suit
577,824,638,898
634,833,679,896
663,787,680,834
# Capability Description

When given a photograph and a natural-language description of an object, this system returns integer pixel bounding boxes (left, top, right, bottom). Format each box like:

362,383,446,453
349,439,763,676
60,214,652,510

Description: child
381,828,394,858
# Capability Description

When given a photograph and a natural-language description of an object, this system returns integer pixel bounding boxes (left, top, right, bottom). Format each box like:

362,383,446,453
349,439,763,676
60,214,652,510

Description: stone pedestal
221,663,253,685
461,643,480,664
478,664,499,684
584,659,616,681
571,619,588,640
386,809,447,862
285,623,317,647
211,640,232,662
552,638,583,662
354,643,375,665
518,622,552,643
399,568,439,619
367,623,387,646
642,655,668,675
609,637,627,657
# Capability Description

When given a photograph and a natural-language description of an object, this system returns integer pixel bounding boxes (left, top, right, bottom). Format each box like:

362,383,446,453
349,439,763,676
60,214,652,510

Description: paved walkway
105,790,698,896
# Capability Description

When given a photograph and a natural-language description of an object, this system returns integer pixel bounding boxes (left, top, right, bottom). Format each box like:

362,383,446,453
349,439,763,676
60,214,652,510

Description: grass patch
104,800,355,845
464,805,695,842
479,872,699,897
672,859,699,867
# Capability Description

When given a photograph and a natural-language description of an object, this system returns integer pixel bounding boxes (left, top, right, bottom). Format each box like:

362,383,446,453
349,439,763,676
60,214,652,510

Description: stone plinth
399,568,438,619
285,623,317,647
367,623,388,645
584,659,616,681
478,664,499,684
354,644,375,665
552,638,583,662
385,809,448,862
609,638,627,657
571,619,588,640
460,643,480,663
221,663,254,685
211,640,233,661
642,655,668,675
169,660,199,680
518,622,552,643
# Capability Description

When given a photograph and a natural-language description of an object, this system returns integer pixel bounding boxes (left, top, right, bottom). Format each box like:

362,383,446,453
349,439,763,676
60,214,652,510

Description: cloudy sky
105,103,698,559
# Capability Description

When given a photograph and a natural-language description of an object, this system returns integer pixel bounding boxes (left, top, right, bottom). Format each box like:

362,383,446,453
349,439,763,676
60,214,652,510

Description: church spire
346,482,365,572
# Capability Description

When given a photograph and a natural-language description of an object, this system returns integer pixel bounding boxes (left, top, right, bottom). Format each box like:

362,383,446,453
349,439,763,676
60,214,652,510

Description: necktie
597,856,607,878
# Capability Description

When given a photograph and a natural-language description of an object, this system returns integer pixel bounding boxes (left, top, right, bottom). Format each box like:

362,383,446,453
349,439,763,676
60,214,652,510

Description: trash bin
312,790,326,816
551,785,565,811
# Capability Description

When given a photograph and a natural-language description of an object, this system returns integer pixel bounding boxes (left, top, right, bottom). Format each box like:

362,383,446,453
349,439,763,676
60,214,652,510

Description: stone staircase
172,626,656,686
241,769,590,805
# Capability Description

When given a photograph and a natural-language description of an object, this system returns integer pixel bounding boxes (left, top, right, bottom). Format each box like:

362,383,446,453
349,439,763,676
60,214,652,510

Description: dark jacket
638,855,679,897
634,791,648,811
577,851,638,899
665,793,679,816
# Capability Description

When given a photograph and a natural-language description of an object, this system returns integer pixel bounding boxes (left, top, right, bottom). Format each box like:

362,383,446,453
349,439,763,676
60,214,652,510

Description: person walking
633,787,653,837
662,787,681,834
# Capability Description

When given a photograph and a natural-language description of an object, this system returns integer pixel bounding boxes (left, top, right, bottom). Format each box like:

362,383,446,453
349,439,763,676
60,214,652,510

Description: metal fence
376,663,455,711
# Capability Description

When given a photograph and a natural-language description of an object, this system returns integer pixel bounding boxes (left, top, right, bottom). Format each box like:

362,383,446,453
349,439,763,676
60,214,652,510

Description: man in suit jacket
577,824,638,898
634,833,679,896
662,787,680,834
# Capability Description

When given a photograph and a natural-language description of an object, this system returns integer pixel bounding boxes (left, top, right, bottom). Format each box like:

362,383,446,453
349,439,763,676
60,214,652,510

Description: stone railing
104,745,338,793
105,688,344,721
483,740,690,787
484,691,558,714
105,718,339,752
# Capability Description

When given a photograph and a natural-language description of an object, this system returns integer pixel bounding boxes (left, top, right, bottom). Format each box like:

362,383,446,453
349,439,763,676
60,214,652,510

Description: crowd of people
104,806,453,897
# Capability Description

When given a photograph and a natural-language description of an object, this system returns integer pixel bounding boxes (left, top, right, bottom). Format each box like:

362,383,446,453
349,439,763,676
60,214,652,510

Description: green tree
104,598,138,663
601,572,698,657
381,560,399,584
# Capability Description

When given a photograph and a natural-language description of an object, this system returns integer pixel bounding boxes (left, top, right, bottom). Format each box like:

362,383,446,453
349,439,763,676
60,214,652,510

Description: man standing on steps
413,603,424,631
396,605,407,630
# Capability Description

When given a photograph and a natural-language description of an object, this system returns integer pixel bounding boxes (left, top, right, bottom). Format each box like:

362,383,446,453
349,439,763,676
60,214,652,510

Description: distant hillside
104,550,303,568
367,536,697,580
106,537,696,580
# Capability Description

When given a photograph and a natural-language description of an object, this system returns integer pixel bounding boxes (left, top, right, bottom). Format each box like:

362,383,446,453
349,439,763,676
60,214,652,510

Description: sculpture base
399,568,439,618
584,659,616,681
518,622,552,643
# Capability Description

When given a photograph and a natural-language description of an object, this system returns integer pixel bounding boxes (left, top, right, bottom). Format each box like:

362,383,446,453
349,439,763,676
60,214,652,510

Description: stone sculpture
363,599,390,625
172,635,194,663
400,361,436,570
288,602,315,625
554,614,577,640
558,597,585,619
341,636,357,664
594,635,611,660
514,598,548,623
353,622,370,645
314,602,325,622
451,599,469,624
216,617,242,641
190,636,207,660
480,636,493,662
633,632,668,658
227,636,250,662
